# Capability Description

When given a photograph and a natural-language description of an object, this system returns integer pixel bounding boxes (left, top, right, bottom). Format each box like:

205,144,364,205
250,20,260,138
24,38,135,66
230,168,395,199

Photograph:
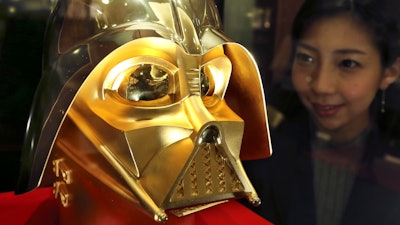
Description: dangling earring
381,90,386,113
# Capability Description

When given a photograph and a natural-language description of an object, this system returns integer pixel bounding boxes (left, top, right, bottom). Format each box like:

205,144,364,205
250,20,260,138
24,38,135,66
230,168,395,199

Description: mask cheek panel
223,44,272,160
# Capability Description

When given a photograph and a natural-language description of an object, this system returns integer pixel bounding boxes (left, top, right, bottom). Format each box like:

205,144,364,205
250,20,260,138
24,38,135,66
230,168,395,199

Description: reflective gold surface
17,0,271,223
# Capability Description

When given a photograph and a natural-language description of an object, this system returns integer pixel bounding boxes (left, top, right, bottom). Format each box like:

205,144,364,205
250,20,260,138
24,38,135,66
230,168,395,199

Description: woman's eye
295,52,314,64
339,59,360,69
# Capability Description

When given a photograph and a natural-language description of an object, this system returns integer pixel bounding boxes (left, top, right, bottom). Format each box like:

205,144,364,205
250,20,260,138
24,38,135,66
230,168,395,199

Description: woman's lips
312,103,343,117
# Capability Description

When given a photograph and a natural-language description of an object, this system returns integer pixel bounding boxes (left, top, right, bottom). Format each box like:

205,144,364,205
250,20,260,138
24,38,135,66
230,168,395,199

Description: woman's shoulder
377,107,400,143
379,81,400,140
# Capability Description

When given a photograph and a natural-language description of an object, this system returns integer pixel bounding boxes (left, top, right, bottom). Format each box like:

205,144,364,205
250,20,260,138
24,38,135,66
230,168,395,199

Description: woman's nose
309,65,336,94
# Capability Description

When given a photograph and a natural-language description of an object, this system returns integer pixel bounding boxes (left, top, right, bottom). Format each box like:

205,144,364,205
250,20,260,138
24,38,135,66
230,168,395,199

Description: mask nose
198,125,220,144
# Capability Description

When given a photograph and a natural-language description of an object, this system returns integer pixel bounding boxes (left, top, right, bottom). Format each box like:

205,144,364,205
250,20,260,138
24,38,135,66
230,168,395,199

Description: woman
243,0,400,224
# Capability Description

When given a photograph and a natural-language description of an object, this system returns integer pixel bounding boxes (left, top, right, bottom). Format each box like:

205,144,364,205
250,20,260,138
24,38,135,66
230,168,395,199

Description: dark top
242,88,400,225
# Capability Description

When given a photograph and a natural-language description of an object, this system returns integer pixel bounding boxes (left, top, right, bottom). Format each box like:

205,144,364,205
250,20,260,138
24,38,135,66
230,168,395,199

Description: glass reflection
125,64,169,101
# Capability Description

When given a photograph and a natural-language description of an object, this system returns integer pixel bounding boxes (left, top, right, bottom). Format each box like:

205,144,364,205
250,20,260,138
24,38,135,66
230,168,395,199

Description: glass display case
3,1,400,225
0,0,306,192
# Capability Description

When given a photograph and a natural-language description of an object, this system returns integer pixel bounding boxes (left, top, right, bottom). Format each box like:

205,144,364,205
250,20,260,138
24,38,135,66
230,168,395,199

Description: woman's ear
380,57,400,90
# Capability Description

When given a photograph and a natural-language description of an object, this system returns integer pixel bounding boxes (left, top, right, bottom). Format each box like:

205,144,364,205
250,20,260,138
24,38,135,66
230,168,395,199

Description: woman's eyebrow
297,42,367,55
296,42,317,52
334,49,367,55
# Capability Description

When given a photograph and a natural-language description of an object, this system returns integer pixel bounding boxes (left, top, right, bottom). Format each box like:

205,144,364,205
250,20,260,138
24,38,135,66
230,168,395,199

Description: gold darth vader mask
17,0,271,223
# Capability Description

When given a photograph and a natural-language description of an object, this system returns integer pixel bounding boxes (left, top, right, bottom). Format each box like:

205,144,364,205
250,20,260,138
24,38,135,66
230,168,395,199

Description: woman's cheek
291,72,308,93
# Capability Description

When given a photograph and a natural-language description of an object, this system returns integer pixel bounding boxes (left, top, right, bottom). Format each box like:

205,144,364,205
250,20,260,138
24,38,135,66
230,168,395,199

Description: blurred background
0,0,303,192
0,0,52,192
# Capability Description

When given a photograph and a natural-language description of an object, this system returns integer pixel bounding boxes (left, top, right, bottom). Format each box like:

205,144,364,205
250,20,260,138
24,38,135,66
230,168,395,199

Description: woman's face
292,14,393,142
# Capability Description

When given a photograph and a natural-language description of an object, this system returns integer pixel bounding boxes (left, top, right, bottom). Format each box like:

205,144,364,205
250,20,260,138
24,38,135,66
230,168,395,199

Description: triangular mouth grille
169,142,244,204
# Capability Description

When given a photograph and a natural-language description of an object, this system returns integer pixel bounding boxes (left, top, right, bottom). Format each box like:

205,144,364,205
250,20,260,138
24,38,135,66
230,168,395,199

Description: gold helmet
17,0,271,223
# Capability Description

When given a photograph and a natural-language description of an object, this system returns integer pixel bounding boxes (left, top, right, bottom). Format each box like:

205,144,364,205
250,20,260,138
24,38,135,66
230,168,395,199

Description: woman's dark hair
292,0,400,67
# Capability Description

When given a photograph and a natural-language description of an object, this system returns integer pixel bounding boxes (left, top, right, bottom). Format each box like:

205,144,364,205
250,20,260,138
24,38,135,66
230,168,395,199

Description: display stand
0,187,273,225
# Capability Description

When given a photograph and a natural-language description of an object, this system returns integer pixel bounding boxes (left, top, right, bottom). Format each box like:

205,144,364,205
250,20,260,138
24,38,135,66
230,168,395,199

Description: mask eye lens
123,64,169,101
200,68,210,96
200,66,215,97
